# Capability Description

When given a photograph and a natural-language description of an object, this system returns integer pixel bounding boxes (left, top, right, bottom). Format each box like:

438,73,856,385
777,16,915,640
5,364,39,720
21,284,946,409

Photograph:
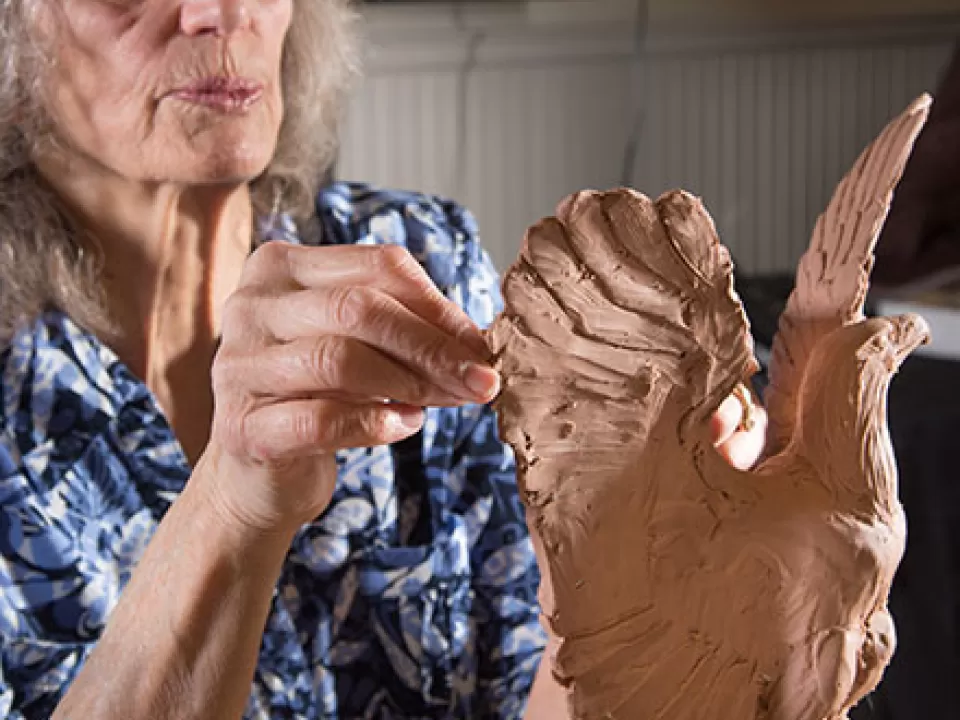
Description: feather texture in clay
487,96,932,720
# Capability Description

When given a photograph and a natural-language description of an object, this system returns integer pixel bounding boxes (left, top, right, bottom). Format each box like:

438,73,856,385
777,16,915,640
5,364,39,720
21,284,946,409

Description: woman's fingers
241,243,489,357
237,399,425,462
711,393,745,448
250,285,499,403
716,410,767,470
712,385,768,471
215,335,470,408
210,243,498,533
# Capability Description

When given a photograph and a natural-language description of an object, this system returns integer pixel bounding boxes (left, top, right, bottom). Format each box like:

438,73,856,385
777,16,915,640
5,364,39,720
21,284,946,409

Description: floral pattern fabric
0,183,545,719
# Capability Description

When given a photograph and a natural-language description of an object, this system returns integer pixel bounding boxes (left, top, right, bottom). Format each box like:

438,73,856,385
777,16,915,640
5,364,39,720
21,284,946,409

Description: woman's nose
180,0,250,36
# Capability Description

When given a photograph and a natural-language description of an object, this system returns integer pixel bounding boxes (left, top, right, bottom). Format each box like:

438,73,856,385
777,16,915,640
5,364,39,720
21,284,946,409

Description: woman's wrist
186,442,304,558
52,443,302,720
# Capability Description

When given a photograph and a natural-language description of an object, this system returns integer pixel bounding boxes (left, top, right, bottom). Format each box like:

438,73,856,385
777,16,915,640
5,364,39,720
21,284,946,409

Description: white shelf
875,299,960,362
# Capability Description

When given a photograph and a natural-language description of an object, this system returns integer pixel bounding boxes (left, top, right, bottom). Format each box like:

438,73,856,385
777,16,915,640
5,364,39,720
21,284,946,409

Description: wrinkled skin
38,0,290,183
488,97,933,720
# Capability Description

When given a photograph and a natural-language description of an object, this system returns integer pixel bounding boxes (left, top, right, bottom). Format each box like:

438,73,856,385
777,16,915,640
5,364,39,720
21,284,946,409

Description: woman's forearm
53,449,297,720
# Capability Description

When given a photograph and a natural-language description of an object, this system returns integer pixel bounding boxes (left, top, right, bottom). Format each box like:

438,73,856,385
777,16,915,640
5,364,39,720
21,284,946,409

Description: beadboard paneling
339,13,957,273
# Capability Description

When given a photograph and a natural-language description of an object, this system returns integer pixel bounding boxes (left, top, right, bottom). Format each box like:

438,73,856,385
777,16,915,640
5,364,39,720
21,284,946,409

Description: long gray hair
0,0,359,344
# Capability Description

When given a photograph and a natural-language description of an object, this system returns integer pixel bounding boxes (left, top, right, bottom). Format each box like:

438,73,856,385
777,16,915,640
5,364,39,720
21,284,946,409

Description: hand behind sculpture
487,97,932,720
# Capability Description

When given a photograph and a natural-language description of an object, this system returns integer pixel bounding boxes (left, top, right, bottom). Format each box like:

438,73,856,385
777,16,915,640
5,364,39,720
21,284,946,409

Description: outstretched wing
765,96,931,455
486,188,757,641
488,188,757,484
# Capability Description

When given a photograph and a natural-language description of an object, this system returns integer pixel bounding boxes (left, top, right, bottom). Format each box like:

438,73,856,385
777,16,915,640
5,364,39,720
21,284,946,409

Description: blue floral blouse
0,183,546,719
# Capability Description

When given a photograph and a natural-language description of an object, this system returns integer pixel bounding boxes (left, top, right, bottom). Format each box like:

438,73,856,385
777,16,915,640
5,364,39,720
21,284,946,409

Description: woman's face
41,0,293,184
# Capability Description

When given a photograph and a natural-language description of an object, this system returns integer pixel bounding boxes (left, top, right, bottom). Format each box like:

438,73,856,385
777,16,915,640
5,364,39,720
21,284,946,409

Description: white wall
338,3,959,273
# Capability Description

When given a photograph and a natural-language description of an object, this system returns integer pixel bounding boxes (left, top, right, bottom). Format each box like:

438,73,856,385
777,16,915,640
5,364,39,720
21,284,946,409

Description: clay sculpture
487,96,933,719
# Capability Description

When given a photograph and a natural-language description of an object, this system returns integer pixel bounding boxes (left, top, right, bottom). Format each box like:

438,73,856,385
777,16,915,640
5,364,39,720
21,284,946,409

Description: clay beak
882,313,931,367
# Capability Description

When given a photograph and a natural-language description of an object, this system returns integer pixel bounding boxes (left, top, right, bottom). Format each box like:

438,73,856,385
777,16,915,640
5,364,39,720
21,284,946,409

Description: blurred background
338,2,960,719
342,0,955,272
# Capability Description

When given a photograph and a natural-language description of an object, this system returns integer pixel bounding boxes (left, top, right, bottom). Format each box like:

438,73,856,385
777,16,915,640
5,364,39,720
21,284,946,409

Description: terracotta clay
487,96,933,720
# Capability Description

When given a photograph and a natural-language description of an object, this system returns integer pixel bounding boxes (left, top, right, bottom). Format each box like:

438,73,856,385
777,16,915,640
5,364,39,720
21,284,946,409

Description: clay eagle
487,97,932,720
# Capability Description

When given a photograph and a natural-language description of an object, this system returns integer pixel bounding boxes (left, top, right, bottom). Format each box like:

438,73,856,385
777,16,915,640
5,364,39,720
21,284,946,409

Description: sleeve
0,636,89,719
0,448,92,718
437,201,548,718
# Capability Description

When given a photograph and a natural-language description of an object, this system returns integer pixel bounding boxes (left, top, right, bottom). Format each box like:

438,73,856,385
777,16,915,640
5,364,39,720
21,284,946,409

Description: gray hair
0,0,360,344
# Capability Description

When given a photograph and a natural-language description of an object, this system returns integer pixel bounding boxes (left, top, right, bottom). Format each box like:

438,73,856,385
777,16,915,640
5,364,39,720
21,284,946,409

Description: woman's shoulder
0,312,183,654
315,182,503,327
0,311,186,496
1,312,130,449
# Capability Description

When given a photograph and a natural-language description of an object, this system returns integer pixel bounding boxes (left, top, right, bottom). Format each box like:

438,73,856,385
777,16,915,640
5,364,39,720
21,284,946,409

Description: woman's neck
36,151,253,463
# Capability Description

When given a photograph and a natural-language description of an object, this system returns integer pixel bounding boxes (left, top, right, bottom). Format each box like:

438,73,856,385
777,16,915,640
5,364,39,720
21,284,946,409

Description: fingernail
390,406,424,432
462,362,500,400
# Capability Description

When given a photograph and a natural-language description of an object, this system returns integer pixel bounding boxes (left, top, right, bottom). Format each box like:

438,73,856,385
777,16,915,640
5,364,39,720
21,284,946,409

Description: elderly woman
0,0,765,717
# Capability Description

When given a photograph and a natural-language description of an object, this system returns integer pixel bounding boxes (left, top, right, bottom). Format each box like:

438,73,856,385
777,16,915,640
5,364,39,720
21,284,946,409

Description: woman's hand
711,382,767,470
200,243,500,536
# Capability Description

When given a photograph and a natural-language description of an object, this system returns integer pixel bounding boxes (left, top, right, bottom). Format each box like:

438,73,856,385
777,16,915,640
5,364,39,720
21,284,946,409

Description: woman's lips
168,77,264,113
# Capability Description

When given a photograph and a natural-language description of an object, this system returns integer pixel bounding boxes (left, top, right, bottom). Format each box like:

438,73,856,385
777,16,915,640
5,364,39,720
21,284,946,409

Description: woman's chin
191,156,273,185
169,147,274,187
141,126,279,185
